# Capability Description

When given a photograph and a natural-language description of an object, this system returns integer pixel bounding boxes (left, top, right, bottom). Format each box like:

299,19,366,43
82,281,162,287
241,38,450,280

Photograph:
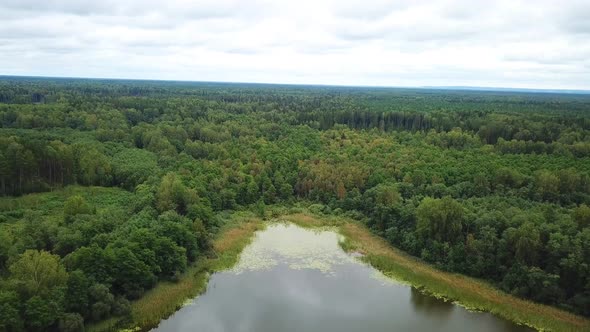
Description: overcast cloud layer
1,0,589,89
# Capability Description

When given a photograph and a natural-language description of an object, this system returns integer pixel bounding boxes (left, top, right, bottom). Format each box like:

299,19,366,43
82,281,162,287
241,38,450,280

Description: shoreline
283,213,590,332
89,212,590,332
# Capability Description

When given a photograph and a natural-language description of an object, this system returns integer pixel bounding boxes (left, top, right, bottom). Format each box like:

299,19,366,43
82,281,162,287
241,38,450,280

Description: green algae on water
229,223,357,275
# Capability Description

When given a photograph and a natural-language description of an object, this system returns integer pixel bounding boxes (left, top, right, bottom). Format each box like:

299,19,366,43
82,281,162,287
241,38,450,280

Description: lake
153,223,533,332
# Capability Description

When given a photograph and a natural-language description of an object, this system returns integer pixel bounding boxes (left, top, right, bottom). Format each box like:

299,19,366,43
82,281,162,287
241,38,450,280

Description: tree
153,237,187,277
473,173,490,196
501,265,563,304
108,246,154,297
65,270,91,317
66,246,113,285
255,198,266,218
261,175,276,204
574,204,590,228
25,293,64,331
411,170,427,187
535,170,559,201
88,284,114,321
514,222,541,266
64,195,93,220
502,222,541,266
10,250,68,297
192,219,212,251
157,211,199,261
245,177,260,204
58,313,84,332
0,151,9,195
111,148,158,189
274,172,293,200
335,181,346,199
112,297,131,317
558,168,580,197
495,167,524,188
373,183,401,206
0,290,22,331
156,172,187,213
416,196,464,243
0,230,13,271
77,148,112,186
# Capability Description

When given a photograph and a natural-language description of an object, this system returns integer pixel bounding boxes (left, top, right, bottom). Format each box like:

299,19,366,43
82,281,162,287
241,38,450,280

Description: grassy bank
88,217,264,332
284,213,590,332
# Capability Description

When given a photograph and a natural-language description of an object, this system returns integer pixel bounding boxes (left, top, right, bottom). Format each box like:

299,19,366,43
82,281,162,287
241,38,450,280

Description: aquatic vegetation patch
181,298,195,308
230,223,356,275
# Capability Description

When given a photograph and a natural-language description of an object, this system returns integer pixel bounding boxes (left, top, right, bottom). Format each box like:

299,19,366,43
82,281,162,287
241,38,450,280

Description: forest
0,76,590,331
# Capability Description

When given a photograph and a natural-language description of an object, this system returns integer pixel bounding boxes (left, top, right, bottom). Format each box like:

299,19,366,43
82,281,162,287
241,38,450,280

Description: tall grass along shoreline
87,218,264,332
284,213,590,332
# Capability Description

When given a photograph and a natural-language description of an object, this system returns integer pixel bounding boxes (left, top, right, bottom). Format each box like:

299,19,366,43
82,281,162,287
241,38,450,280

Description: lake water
153,223,533,332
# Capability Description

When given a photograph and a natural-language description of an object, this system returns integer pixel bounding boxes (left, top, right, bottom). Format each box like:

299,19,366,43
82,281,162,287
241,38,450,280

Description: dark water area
153,223,533,332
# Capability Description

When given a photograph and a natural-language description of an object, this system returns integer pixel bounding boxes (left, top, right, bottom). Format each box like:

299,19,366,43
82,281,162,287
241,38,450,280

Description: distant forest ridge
1,75,589,95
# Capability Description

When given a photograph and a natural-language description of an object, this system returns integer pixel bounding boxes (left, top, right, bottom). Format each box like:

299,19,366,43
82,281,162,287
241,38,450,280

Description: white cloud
0,0,588,89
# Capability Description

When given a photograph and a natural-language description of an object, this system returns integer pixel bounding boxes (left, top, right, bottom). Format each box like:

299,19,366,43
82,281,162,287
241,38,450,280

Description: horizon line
1,74,589,95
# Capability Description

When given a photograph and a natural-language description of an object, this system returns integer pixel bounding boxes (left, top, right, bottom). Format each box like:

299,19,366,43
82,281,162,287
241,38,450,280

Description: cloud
332,0,415,20
557,0,590,35
1,0,115,16
0,0,588,89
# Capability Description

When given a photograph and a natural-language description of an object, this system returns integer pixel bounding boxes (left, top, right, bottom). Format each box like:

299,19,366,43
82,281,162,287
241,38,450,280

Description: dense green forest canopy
1,76,590,331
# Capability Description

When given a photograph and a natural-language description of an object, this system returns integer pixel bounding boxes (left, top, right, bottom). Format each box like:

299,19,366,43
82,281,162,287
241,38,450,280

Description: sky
1,0,589,89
